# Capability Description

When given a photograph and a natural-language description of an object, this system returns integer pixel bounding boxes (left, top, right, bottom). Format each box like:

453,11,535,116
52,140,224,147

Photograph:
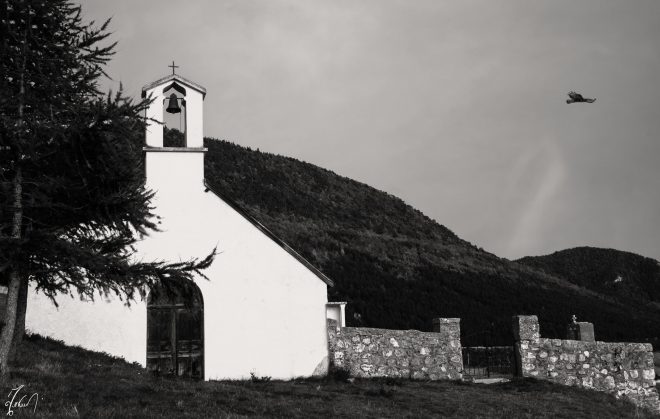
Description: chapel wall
25,287,147,365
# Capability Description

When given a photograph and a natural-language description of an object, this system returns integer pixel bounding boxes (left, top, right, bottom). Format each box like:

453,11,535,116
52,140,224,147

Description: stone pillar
567,322,595,342
326,318,340,372
432,318,463,377
512,315,540,377
512,315,540,343
432,318,460,340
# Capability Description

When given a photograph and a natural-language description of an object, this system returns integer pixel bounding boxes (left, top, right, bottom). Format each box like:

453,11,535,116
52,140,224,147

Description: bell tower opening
163,82,187,147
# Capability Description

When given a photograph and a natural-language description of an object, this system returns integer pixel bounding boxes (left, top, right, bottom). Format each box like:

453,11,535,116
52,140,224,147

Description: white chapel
25,71,338,380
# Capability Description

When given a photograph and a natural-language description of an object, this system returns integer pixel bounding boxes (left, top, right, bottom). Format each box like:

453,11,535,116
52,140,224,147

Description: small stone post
512,315,540,377
567,321,595,342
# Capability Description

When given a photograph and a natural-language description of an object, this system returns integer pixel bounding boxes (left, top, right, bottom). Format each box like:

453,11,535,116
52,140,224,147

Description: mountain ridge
517,246,660,306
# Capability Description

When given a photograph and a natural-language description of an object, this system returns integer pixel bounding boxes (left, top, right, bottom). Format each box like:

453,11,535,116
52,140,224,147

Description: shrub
328,367,351,382
249,372,272,383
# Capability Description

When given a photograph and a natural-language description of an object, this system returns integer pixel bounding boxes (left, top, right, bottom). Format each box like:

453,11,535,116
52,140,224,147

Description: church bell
165,93,181,114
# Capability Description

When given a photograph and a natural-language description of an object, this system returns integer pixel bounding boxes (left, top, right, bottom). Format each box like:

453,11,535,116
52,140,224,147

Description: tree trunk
0,167,23,379
8,276,28,362
0,272,21,378
9,197,34,361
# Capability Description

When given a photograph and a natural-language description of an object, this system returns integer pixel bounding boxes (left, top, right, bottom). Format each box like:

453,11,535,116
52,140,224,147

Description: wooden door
146,285,204,379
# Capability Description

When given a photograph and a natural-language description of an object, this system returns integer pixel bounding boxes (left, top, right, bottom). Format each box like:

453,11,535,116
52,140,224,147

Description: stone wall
513,315,660,413
326,318,463,380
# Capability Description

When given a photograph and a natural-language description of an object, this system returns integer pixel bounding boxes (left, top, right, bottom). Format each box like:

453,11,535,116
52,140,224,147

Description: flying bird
566,91,596,104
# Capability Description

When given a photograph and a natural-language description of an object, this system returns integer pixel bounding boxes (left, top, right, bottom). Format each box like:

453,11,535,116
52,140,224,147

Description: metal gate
462,346,516,379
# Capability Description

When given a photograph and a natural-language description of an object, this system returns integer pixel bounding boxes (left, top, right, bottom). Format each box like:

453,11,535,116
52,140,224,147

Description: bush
328,367,351,382
249,372,271,383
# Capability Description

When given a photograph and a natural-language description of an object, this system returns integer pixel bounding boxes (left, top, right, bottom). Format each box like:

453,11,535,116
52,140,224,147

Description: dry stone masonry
513,315,660,413
326,312,659,414
327,318,463,380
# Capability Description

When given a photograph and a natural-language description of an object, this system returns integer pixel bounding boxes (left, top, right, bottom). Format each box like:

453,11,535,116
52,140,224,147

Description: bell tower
141,65,207,194
142,63,206,148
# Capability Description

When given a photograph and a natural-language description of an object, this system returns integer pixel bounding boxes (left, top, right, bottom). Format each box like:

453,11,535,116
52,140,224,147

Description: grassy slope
9,334,658,418
517,247,660,305
193,133,660,346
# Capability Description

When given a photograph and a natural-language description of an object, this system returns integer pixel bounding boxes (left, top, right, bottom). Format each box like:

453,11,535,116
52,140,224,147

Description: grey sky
79,0,660,261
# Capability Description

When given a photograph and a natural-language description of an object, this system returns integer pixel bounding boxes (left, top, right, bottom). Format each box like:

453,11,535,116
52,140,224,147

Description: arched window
147,283,203,379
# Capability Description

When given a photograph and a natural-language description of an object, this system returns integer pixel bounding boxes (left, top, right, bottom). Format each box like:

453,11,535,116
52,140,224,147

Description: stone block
411,371,425,380
643,369,655,380
327,318,339,331
604,375,616,389
566,322,595,342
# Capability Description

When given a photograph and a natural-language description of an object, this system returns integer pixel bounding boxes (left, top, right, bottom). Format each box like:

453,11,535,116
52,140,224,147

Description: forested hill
517,247,660,306
166,130,660,346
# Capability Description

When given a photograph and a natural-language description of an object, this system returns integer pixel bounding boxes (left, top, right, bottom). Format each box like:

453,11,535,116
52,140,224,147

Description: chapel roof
202,180,335,287
141,74,207,98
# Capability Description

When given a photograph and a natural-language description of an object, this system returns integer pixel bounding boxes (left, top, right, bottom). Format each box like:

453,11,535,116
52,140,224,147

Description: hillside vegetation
166,130,660,346
8,334,657,418
518,247,660,306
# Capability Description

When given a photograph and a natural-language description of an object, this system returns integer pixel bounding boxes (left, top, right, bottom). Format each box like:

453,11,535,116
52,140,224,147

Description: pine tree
0,0,214,377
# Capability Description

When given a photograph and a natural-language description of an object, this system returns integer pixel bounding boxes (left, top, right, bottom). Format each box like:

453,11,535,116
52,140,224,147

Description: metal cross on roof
168,61,179,75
